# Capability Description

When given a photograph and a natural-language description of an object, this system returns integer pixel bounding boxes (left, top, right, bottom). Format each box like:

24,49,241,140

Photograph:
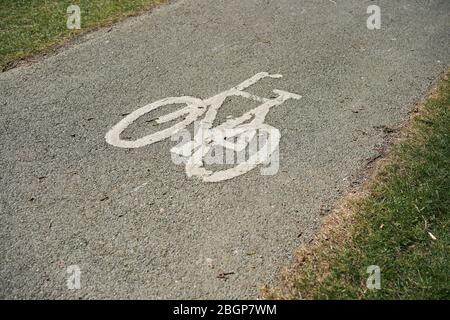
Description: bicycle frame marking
105,72,302,182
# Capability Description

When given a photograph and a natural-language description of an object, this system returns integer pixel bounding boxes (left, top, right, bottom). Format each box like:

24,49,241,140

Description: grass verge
0,0,164,71
264,71,450,299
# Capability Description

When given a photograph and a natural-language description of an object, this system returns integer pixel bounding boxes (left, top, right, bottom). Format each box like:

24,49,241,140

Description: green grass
0,0,163,70
267,73,450,299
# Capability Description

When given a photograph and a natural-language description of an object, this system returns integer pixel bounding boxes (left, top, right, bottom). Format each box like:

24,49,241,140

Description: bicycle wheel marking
105,96,206,148
105,72,302,182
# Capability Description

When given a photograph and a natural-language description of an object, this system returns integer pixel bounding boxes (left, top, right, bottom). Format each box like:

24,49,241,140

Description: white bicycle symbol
105,72,302,182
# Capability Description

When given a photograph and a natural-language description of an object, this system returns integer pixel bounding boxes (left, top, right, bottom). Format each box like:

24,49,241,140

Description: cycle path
1,0,449,298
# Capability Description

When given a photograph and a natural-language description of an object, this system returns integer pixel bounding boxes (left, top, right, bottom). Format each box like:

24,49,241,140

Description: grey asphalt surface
1,0,449,299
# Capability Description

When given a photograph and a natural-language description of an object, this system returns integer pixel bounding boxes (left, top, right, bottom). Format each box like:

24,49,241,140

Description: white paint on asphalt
105,72,302,182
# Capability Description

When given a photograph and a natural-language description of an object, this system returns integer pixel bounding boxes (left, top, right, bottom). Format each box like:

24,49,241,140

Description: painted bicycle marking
105,72,302,182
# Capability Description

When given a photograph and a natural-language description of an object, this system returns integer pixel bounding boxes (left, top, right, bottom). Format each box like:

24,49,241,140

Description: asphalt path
1,0,449,298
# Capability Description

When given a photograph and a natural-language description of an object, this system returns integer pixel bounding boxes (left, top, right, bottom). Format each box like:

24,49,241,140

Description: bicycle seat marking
105,72,302,182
